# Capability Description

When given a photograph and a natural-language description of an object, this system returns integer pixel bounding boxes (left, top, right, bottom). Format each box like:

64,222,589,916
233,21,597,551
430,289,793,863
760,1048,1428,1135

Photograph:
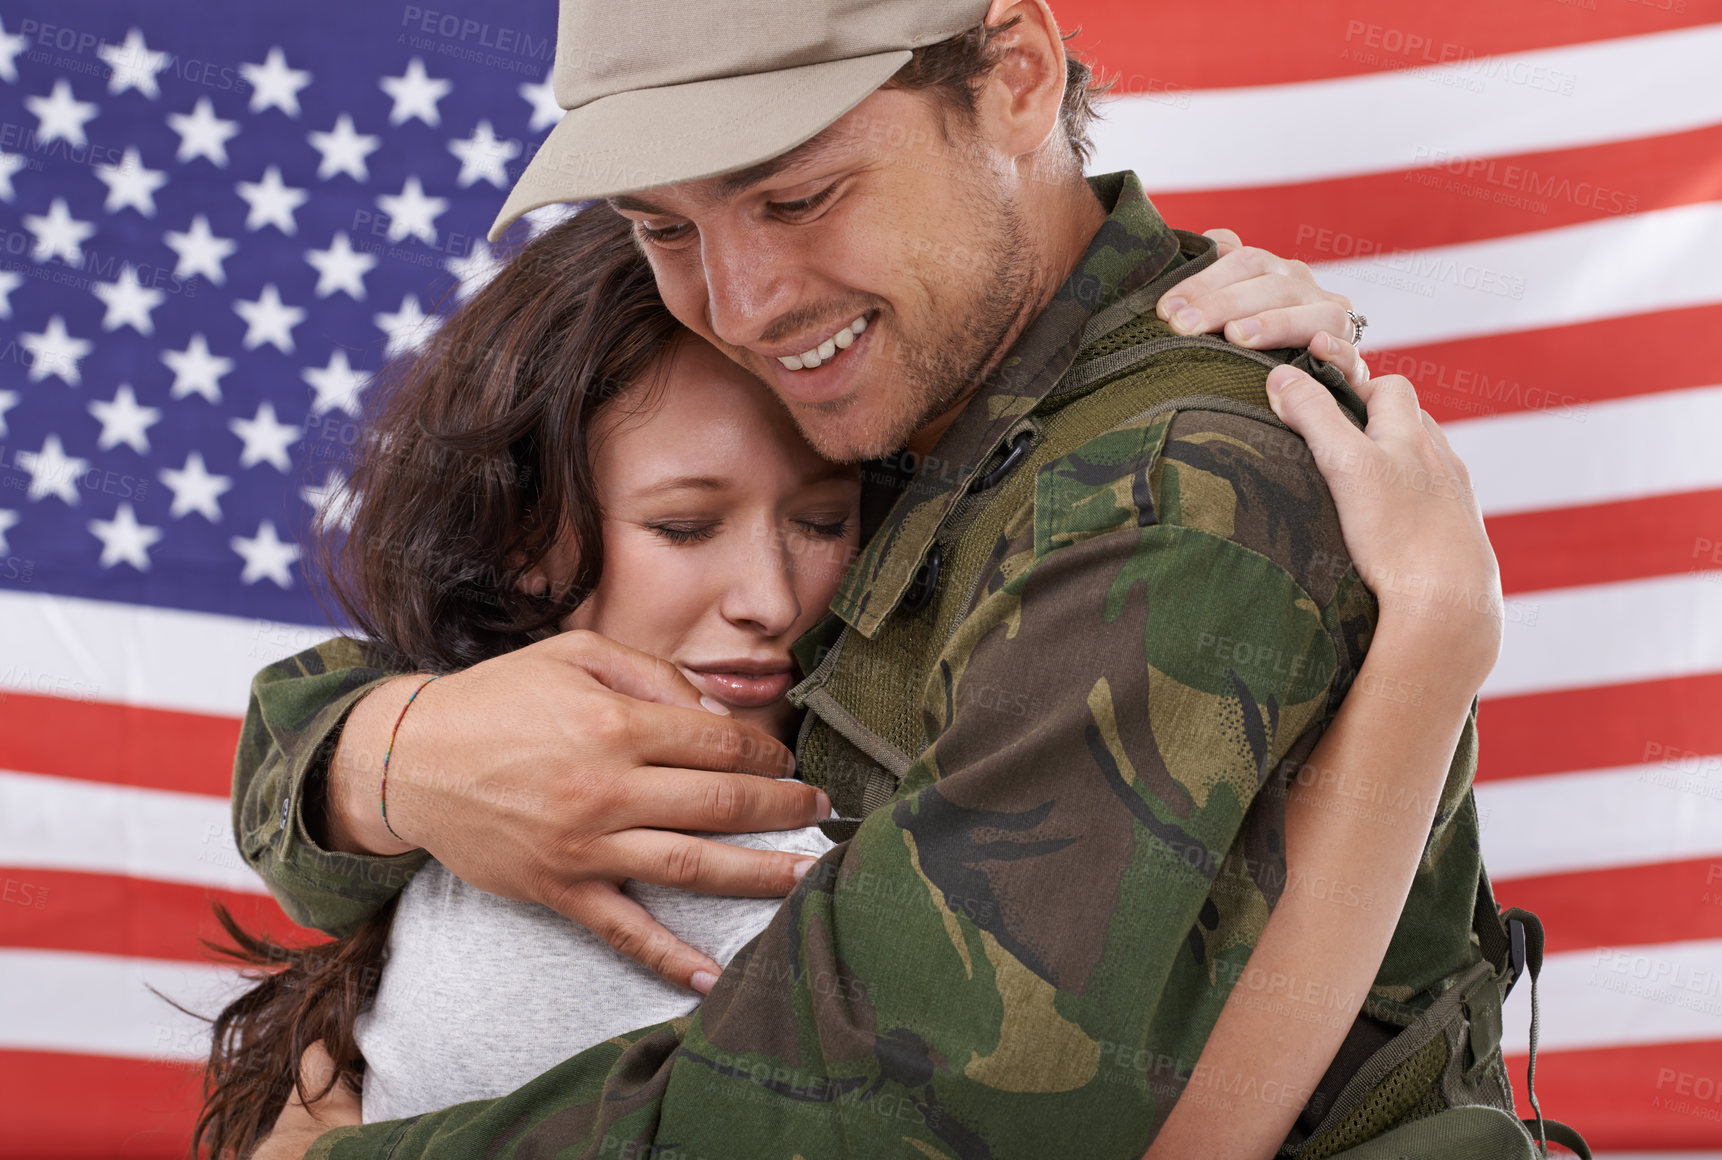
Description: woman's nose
718,526,803,637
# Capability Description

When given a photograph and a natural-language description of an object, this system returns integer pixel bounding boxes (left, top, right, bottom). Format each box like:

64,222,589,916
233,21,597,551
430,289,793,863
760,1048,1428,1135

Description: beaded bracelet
381,674,441,843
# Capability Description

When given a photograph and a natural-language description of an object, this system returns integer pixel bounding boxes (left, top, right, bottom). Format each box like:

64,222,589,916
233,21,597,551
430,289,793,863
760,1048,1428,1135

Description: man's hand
250,1042,361,1160
321,631,827,993
1158,228,1366,387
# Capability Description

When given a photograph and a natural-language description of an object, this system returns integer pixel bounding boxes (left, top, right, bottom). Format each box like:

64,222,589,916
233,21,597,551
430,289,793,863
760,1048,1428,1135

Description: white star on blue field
0,2,561,621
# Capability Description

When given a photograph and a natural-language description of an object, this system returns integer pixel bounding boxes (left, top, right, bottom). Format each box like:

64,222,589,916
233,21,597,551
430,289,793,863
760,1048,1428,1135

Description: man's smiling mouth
776,314,870,371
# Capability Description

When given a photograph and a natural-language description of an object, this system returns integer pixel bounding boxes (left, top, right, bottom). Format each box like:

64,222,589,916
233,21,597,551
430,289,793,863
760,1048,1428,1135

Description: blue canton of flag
0,0,566,626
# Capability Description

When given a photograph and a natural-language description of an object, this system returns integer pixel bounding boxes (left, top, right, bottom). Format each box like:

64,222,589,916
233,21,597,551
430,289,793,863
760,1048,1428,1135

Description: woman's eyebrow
636,474,728,497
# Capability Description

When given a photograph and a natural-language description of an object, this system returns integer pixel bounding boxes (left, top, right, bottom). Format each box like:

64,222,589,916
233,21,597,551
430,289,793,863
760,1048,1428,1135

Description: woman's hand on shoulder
1156,227,1499,680
1157,228,1366,388
1265,349,1504,689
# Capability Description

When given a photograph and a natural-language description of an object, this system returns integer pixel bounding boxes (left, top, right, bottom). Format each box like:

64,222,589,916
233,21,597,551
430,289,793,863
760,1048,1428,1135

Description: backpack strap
1509,903,1550,1154
1474,856,1584,1157
1472,860,1515,984
1531,1119,1592,1159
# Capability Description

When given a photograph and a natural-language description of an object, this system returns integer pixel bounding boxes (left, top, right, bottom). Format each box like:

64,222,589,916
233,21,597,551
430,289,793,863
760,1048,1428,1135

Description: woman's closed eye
645,515,850,547
794,516,851,539
646,521,719,545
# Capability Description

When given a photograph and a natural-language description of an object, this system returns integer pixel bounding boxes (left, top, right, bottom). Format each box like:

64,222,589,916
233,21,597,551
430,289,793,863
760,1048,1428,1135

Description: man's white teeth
778,316,869,370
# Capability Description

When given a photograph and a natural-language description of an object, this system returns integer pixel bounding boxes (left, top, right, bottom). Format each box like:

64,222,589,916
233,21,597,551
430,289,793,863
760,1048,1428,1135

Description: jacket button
902,543,943,614
969,430,1034,493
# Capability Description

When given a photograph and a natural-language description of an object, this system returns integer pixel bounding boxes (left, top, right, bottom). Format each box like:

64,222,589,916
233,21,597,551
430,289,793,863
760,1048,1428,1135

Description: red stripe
0,869,321,963
1501,1039,1722,1150
1493,858,1722,953
1153,123,1722,260
0,1051,204,1159
1064,0,1722,90
0,691,239,797
1369,303,1722,423
1489,488,1722,595
1478,672,1722,782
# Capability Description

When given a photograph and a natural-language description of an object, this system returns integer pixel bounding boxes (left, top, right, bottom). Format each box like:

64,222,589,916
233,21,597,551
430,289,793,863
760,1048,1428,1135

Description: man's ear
511,516,583,599
975,0,1070,163
508,548,554,598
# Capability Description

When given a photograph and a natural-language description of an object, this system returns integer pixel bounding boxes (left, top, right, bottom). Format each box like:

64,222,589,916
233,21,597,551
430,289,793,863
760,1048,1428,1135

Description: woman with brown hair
197,201,851,1150
200,204,1501,1160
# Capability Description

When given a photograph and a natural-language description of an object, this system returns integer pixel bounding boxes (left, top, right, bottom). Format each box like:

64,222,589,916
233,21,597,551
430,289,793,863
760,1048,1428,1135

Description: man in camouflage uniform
242,2,1507,1156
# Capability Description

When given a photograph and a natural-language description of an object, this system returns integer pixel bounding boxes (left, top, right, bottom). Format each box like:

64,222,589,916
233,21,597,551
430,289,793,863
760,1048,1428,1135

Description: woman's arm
1146,356,1504,1160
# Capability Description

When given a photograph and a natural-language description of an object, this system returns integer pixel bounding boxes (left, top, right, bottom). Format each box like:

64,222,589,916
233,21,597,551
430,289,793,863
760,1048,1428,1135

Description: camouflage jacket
248,173,1487,1159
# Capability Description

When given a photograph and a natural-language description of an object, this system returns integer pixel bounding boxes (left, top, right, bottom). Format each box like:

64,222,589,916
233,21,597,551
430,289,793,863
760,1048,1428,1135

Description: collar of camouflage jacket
828,170,1194,638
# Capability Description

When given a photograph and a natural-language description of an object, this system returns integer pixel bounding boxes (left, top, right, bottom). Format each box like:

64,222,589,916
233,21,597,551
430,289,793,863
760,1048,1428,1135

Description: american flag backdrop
0,0,1718,1155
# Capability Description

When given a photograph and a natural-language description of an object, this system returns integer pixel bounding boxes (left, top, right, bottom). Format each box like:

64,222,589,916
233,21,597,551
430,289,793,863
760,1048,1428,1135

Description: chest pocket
789,414,1053,830
791,552,975,831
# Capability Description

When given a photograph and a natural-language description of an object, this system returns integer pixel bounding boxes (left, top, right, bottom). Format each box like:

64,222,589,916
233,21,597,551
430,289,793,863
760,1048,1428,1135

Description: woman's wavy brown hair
321,204,683,674
192,204,681,1157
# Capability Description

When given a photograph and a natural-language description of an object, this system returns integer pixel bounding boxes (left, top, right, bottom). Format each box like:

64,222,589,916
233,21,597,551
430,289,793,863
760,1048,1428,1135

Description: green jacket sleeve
232,637,427,936
308,406,1416,1159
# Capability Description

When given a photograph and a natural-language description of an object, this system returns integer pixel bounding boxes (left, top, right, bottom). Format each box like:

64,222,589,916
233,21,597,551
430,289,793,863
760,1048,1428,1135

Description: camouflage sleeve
307,405,1369,1159
232,637,427,936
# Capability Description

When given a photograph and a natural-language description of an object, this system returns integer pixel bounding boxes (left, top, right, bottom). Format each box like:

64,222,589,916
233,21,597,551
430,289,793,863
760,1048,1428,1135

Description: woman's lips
686,668,795,709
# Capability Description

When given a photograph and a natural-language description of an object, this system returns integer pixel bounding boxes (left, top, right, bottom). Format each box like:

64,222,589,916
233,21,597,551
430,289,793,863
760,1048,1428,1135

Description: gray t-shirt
355,823,835,1123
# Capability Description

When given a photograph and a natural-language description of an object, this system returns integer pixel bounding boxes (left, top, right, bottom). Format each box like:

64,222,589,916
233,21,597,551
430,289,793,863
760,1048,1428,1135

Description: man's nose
701,224,798,349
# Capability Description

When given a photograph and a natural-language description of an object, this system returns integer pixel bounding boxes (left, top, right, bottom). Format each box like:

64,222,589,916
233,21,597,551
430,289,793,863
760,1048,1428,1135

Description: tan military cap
489,0,992,240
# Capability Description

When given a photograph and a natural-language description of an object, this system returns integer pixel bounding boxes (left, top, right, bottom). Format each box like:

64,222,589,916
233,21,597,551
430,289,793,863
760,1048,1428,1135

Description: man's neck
905,174,1108,458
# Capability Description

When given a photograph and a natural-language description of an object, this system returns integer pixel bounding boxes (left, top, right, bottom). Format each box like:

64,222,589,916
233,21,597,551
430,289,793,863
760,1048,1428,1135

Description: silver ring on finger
1347,310,1368,348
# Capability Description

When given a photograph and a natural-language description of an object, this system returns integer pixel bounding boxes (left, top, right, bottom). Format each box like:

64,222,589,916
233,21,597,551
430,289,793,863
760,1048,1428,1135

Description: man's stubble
792,179,1042,465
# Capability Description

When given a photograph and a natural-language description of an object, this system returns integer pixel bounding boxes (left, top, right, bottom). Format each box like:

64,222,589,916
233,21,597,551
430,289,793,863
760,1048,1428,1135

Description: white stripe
0,588,325,717
1484,571,1722,699
1477,761,1722,881
8,939,1722,1080
1091,24,1722,192
1503,938,1722,1055
0,768,268,895
1446,385,1722,517
1307,199,1722,350
0,948,245,1061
